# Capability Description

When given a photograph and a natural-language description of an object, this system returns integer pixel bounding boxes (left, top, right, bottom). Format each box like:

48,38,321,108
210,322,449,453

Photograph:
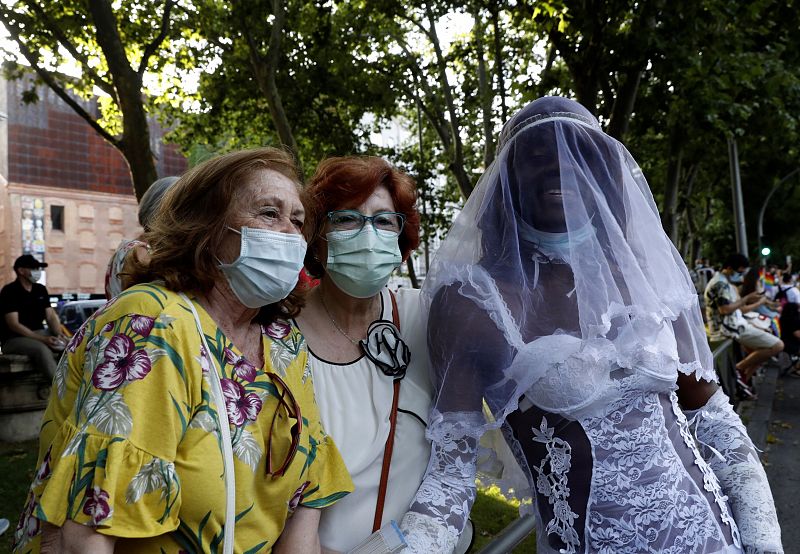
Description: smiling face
510,125,570,233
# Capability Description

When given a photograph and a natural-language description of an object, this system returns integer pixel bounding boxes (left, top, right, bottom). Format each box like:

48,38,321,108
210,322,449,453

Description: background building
0,75,186,294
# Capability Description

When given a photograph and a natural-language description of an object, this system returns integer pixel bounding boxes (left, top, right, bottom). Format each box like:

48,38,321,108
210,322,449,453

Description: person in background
706,253,784,396
14,148,352,553
779,302,800,376
0,255,67,378
692,258,716,323
104,176,179,299
775,272,800,306
296,156,471,553
740,267,780,319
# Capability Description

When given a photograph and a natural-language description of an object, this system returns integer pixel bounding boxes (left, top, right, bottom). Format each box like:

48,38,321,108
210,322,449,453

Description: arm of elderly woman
40,520,116,553
677,373,783,553
273,506,322,554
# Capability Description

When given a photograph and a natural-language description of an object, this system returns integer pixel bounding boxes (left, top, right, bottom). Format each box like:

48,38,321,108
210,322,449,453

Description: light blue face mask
517,218,595,262
218,227,307,308
729,269,747,285
326,225,403,298
516,218,595,289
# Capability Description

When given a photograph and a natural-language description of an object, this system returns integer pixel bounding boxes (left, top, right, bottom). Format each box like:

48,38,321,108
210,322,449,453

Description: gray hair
138,176,179,230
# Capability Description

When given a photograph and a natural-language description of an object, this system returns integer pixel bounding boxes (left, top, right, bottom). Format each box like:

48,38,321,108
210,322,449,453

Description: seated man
0,255,67,378
705,253,784,397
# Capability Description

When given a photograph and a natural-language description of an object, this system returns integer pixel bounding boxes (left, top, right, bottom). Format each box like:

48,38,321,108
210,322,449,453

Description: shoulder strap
179,294,236,554
373,289,402,532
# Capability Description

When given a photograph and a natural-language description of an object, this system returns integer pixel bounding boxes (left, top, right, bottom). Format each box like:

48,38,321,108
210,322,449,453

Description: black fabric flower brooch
360,321,410,380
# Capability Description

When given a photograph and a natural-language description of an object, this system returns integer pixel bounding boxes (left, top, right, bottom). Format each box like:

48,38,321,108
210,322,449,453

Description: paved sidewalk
750,366,800,547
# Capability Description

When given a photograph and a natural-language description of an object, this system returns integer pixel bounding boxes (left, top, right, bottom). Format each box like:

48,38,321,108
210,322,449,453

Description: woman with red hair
296,156,469,553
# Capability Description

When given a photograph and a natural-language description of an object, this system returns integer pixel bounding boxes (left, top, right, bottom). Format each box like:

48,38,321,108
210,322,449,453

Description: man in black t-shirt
0,255,67,378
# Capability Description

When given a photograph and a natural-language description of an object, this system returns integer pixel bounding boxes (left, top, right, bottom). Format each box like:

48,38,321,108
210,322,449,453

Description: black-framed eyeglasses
326,210,405,236
266,371,302,477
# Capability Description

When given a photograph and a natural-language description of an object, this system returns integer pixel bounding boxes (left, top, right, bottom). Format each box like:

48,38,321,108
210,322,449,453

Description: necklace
320,291,375,345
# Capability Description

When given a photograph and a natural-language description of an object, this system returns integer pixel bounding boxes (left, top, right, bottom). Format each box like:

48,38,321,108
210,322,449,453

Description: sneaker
736,373,758,400
0,518,10,536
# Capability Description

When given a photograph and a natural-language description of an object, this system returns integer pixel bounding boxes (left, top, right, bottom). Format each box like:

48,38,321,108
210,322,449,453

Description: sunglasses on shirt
265,371,302,477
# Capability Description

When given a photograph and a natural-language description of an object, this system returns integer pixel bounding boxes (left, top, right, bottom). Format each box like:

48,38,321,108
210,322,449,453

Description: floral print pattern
531,417,579,553
221,378,263,425
82,486,113,525
92,334,153,390
13,284,352,553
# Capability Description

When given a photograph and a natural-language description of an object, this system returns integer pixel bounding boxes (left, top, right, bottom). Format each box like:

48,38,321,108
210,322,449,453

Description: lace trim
531,417,580,553
670,393,742,548
689,389,784,553
400,511,459,554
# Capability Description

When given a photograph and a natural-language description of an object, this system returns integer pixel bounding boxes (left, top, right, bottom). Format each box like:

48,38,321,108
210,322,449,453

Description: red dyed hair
303,156,421,278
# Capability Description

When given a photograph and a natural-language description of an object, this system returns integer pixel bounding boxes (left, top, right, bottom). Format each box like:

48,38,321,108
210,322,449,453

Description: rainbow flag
760,267,776,287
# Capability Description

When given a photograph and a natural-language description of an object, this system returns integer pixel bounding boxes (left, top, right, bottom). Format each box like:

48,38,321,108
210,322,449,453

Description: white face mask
218,227,307,308
29,269,42,283
326,226,402,298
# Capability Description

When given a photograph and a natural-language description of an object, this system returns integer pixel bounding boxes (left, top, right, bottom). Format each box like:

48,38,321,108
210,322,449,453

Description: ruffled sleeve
20,299,199,545
264,322,353,511
296,410,353,510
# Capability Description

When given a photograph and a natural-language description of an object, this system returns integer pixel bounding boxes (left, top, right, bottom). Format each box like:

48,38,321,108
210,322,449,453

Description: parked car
58,299,107,334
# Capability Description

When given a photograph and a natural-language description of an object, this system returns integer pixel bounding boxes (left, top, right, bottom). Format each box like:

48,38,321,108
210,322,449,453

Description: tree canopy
4,0,800,263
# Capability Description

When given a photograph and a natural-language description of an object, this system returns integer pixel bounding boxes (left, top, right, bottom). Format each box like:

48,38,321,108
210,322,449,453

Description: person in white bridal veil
401,96,782,553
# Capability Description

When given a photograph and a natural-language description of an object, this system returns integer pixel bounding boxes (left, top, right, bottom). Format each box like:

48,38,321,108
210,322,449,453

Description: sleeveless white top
310,288,434,552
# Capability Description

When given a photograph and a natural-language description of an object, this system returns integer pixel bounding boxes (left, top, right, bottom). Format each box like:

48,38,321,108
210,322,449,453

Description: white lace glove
684,388,783,554
400,414,480,554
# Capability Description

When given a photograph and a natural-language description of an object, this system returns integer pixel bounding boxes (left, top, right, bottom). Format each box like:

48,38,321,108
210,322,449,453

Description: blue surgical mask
326,226,403,298
218,227,307,308
517,218,595,262
729,269,747,285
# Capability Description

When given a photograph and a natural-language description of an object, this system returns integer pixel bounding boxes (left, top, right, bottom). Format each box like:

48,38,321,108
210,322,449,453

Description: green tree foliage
167,0,399,175
6,0,800,265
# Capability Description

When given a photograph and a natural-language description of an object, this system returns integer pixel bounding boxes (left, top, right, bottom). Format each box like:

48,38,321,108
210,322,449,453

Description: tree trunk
473,7,495,168
661,128,684,245
406,257,419,289
607,66,643,140
88,0,158,200
425,6,473,199
242,0,301,171
488,1,507,123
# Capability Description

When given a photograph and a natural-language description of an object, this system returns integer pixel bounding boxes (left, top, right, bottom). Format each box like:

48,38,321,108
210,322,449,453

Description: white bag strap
180,293,236,554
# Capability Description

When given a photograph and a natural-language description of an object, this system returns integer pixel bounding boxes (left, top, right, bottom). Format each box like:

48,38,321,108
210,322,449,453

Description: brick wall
6,78,186,195
0,77,187,292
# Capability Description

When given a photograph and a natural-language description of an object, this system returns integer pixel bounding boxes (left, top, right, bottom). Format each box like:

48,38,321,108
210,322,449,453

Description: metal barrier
476,514,536,554
712,339,739,407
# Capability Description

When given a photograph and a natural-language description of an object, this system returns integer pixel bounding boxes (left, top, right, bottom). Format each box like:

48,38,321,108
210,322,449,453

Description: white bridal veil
420,96,715,501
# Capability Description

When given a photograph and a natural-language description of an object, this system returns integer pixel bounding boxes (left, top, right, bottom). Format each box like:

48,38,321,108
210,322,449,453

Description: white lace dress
406,281,779,553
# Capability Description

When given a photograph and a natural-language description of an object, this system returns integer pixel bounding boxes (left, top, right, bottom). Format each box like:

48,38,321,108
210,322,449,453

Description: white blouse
310,288,434,553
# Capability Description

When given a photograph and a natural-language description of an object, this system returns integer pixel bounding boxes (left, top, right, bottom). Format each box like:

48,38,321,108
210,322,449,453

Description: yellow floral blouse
14,283,353,553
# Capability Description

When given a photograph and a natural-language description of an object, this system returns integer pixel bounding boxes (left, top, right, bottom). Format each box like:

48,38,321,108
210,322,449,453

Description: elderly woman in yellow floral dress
14,148,352,553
